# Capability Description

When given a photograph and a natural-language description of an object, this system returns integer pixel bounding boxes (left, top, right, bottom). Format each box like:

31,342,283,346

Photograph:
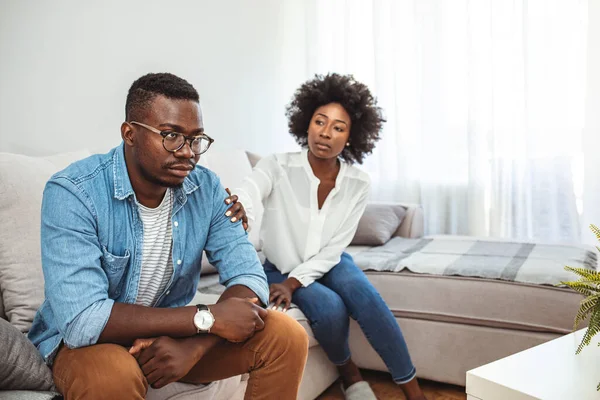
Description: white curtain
288,0,588,243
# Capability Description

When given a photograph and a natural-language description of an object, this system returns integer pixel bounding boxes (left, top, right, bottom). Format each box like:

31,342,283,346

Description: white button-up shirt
236,149,370,287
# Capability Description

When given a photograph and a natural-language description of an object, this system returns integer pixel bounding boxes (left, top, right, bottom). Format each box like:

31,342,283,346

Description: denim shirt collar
112,142,200,201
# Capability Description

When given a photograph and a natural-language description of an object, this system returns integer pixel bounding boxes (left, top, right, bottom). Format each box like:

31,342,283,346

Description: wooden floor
317,370,466,400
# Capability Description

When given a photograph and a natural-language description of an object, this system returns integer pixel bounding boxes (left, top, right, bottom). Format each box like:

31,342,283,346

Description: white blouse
235,149,370,287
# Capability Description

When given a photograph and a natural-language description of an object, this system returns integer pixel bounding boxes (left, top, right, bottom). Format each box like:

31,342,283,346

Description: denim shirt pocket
100,246,131,298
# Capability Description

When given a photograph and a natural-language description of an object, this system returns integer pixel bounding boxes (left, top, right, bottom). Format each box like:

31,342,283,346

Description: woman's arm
233,155,279,231
288,183,370,287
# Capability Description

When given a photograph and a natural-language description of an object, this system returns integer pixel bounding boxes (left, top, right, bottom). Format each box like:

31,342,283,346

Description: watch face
194,310,214,331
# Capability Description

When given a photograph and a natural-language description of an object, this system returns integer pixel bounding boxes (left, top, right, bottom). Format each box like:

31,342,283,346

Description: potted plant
560,224,600,391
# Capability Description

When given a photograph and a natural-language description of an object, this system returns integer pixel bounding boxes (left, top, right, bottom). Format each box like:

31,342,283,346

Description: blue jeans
263,252,417,384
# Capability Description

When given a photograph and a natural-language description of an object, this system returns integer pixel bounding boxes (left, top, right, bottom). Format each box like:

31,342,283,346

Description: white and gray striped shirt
135,189,174,307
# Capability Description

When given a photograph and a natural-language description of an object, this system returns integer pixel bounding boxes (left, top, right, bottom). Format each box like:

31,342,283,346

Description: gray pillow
351,203,407,246
0,318,55,391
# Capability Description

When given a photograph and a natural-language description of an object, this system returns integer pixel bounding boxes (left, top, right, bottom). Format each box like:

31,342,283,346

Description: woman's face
307,102,351,161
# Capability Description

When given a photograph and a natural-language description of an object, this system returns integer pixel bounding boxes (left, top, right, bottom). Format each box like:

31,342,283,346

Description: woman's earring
346,142,350,147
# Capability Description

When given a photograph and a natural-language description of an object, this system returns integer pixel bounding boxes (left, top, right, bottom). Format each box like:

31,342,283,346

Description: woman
234,74,426,400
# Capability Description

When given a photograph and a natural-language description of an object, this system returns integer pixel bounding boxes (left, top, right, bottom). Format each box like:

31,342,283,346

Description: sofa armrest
394,204,424,238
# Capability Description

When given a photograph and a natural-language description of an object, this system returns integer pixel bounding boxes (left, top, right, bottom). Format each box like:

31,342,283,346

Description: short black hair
125,73,199,121
286,73,385,164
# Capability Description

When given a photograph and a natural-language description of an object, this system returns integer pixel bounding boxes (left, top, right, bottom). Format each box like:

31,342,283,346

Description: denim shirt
28,143,269,364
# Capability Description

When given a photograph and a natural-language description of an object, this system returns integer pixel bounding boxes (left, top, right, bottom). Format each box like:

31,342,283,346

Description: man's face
126,95,204,188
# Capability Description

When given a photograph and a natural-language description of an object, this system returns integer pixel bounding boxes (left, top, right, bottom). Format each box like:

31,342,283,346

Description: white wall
582,0,600,244
0,0,309,156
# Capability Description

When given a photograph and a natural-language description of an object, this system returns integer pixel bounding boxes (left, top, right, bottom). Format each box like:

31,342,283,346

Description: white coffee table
466,329,599,400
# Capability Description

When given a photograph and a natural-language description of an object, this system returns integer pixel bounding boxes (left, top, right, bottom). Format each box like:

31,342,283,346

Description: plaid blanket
352,236,598,286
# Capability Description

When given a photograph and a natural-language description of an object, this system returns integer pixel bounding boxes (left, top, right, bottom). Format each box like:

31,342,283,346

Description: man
28,73,309,400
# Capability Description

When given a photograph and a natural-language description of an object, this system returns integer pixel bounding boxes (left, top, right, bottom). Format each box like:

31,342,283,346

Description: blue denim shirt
28,143,269,363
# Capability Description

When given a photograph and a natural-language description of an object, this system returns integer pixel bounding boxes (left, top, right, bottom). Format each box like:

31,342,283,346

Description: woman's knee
328,261,376,296
307,294,349,330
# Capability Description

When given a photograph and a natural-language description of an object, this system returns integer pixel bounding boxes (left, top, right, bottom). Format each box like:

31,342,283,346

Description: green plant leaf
567,285,598,297
590,224,600,241
560,281,600,294
574,295,600,329
577,311,600,354
564,266,600,280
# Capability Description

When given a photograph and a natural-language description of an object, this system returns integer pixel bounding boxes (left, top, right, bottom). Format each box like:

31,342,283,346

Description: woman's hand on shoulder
224,188,248,231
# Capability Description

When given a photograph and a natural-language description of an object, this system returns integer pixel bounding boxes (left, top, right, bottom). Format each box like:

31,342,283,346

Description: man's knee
53,343,147,399
262,310,309,360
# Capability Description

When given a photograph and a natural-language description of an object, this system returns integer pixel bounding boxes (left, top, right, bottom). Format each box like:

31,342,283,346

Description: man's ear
121,122,135,146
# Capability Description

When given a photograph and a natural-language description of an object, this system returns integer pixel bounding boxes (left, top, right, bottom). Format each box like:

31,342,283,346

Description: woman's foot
399,377,428,400
338,359,363,389
343,381,377,400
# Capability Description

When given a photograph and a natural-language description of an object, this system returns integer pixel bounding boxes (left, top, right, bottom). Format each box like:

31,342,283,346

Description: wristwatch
193,304,215,333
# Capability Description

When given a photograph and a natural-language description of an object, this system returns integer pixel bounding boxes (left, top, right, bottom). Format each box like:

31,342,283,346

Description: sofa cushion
348,238,585,334
146,374,245,400
0,318,55,391
0,288,5,320
0,391,61,400
198,149,263,251
0,150,90,333
351,203,406,246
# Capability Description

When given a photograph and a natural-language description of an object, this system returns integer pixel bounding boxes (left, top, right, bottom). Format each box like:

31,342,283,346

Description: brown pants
52,310,309,400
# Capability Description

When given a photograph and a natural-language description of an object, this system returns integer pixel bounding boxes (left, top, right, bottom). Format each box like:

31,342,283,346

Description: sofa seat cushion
347,235,589,334
191,274,319,349
363,269,581,334
146,374,245,400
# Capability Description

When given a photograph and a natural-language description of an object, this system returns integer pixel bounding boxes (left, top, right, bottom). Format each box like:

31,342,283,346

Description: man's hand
209,297,267,343
269,278,302,312
133,336,209,389
129,337,158,357
225,188,248,231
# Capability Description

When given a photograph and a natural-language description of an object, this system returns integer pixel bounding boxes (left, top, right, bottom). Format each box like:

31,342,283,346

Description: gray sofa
0,148,590,399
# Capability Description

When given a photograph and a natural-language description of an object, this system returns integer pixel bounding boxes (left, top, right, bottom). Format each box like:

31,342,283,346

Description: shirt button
177,260,182,265
174,221,179,227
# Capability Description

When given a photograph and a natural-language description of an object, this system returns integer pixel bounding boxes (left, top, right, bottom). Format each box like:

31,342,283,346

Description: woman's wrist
283,277,302,292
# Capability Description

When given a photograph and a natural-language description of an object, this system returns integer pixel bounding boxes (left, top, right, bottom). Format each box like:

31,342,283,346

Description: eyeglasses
129,121,214,155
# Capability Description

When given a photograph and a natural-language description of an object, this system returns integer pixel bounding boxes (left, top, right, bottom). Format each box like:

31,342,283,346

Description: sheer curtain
289,0,588,242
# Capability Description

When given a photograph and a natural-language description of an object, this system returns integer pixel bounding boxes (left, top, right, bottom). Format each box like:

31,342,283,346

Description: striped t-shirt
135,189,174,306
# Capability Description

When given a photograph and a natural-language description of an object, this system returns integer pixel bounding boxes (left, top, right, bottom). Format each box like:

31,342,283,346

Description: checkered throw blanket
352,236,598,286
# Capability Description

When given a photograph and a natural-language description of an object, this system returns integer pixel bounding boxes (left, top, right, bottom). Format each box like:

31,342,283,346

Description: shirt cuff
225,276,269,307
288,272,316,288
64,298,115,349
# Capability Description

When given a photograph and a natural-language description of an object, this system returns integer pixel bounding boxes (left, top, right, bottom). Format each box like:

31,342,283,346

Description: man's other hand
210,297,267,343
